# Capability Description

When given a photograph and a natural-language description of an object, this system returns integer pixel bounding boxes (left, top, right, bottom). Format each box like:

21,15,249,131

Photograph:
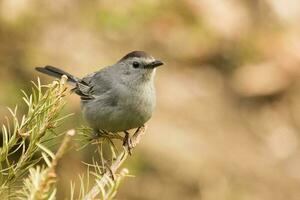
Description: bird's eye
132,61,140,68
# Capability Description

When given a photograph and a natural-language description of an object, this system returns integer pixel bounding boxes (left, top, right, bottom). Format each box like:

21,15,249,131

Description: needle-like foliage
17,130,76,200
0,76,68,197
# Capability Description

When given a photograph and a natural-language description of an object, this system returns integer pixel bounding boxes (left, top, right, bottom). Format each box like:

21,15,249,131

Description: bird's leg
123,131,133,155
134,126,142,135
122,126,145,155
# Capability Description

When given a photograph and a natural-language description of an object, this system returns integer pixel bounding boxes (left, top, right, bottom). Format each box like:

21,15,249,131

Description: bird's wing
74,68,115,100
71,80,94,100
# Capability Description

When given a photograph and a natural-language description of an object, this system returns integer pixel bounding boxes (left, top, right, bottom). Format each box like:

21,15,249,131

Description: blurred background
1,0,300,199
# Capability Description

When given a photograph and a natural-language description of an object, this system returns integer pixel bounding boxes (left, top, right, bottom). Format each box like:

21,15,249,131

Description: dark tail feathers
35,66,79,83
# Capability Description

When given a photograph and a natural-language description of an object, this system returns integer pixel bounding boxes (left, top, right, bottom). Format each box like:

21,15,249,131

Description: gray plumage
36,51,163,133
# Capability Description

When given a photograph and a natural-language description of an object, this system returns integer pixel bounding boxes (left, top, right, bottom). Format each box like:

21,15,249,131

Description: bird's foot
122,126,145,155
91,129,123,141
123,131,133,156
91,129,108,140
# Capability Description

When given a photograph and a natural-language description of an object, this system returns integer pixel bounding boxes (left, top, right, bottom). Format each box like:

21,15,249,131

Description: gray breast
81,82,156,132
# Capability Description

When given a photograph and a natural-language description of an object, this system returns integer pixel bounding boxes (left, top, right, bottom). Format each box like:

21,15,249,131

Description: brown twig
50,129,75,171
35,129,75,199
83,126,147,200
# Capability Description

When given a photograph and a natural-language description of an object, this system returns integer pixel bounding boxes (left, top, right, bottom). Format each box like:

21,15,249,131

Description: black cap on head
119,51,152,62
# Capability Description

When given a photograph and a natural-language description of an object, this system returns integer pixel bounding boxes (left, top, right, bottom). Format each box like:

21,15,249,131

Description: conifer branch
83,126,147,200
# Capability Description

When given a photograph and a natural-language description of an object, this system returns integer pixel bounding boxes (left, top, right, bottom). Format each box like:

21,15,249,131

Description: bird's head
115,51,164,84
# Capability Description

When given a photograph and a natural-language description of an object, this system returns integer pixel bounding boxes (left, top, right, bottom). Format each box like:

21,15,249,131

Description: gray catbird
36,51,163,150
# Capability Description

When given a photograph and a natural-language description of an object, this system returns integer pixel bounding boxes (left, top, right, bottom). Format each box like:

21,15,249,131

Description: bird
36,50,163,152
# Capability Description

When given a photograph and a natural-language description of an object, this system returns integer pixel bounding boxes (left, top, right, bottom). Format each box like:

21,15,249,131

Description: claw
123,131,133,155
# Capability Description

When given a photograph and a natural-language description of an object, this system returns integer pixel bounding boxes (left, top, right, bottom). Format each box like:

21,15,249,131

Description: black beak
145,60,164,69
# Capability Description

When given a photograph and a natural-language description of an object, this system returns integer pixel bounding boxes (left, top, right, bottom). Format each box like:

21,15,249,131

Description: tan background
1,0,300,199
